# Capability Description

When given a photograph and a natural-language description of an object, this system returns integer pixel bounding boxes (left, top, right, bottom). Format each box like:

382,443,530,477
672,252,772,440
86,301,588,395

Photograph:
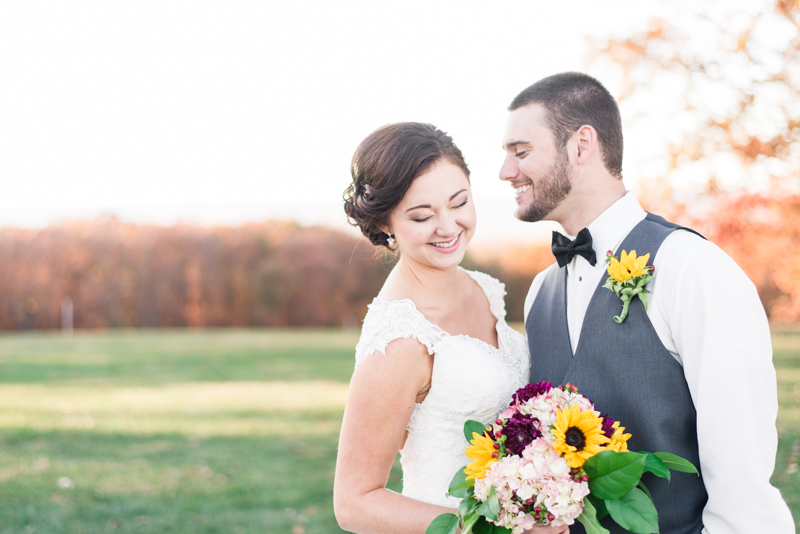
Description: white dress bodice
354,269,529,507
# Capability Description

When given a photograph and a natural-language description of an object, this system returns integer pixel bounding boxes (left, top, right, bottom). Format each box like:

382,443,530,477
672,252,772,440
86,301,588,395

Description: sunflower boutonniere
602,249,655,324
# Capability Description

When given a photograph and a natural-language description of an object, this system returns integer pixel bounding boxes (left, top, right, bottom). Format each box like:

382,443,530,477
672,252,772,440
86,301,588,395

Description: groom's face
500,104,572,222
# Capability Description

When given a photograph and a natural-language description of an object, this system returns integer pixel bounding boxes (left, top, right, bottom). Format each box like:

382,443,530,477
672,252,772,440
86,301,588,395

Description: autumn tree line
0,207,798,331
0,218,553,330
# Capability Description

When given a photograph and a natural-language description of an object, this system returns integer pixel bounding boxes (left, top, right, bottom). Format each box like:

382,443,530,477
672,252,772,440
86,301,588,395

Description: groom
500,72,794,533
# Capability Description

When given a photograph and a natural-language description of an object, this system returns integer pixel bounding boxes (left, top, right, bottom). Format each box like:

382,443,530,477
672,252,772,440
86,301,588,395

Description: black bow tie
551,228,597,268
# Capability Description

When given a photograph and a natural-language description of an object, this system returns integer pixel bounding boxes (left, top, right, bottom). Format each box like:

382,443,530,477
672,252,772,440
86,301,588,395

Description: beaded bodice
354,269,529,506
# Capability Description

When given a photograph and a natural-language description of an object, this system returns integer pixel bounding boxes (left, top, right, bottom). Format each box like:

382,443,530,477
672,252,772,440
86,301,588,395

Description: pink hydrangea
473,438,589,532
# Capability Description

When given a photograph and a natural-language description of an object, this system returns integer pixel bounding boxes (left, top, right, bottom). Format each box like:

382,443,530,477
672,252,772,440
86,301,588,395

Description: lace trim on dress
354,269,522,383
354,299,444,367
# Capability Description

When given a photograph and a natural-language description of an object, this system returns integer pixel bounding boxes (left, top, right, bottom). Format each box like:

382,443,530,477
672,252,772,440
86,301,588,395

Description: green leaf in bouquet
475,485,499,521
653,452,699,475
587,494,609,520
471,517,496,534
637,480,652,501
605,487,659,534
464,420,488,443
640,452,670,482
577,497,611,534
460,511,481,534
425,513,460,534
459,494,480,517
447,465,474,498
583,450,646,500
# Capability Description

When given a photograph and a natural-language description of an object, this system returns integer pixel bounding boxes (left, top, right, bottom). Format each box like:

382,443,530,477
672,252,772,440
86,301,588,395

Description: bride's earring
386,233,395,247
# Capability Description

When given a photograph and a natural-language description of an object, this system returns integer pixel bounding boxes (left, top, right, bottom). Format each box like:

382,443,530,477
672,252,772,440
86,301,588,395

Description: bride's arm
334,337,451,533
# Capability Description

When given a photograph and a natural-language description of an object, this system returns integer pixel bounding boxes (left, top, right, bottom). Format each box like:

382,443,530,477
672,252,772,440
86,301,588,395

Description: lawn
0,329,796,533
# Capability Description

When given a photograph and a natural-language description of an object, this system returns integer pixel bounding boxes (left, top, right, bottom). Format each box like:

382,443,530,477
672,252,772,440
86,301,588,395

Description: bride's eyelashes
411,200,469,223
515,150,527,158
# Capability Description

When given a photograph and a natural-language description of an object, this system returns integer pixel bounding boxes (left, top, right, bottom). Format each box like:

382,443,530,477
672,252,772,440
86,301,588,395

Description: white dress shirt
524,192,795,534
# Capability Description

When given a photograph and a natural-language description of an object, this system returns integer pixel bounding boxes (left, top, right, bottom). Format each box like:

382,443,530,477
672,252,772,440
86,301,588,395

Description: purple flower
513,381,553,404
599,413,616,438
503,413,541,455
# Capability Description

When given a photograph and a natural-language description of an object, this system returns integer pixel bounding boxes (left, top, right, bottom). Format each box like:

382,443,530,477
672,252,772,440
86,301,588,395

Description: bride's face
386,159,476,270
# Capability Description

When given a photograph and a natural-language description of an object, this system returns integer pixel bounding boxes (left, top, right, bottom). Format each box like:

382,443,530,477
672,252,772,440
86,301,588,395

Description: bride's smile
427,231,461,252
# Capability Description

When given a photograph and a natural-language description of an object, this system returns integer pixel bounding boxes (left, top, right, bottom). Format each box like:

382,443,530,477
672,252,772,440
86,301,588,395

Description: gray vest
526,214,707,534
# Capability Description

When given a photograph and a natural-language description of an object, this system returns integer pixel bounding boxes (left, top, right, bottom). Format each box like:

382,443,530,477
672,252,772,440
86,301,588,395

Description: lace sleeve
464,270,507,321
354,299,443,368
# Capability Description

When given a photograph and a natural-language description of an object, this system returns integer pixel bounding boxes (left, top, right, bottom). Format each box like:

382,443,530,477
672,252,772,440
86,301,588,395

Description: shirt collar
586,191,646,262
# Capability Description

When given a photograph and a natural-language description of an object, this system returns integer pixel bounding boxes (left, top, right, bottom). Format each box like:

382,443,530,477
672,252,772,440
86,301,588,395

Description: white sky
0,1,758,244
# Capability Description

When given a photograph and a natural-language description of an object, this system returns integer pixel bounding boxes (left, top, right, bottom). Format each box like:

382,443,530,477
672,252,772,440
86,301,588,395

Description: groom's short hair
510,72,623,179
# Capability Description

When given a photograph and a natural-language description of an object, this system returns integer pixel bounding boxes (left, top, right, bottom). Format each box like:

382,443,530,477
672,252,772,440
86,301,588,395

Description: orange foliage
0,218,393,330
0,218,552,330
592,0,800,322
690,194,800,322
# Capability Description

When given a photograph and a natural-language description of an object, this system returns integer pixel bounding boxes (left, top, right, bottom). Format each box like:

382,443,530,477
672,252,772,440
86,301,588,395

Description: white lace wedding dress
354,269,529,507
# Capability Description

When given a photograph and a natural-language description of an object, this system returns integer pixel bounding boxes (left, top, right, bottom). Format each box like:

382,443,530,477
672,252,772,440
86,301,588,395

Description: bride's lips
427,232,462,254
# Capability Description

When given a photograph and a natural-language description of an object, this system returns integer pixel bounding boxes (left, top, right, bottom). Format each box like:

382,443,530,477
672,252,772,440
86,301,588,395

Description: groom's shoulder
658,228,755,288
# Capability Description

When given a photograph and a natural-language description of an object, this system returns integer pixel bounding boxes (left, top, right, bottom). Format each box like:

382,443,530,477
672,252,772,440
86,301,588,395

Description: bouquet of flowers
426,382,697,534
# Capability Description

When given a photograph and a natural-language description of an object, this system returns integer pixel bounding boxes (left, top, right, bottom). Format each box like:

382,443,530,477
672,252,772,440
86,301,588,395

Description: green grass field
0,329,796,533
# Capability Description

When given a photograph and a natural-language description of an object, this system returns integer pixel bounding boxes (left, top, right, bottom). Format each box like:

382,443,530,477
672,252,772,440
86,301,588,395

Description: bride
333,123,568,534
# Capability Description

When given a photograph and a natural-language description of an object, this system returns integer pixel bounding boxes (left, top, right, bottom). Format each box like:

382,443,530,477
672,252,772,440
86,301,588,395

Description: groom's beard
516,146,572,223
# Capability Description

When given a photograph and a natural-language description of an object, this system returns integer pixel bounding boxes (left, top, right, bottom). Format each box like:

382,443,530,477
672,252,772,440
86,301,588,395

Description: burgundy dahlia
503,413,541,455
513,381,553,404
599,413,616,438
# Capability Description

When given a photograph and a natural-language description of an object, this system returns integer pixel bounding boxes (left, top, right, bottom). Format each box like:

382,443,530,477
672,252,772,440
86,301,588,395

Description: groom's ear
573,124,598,165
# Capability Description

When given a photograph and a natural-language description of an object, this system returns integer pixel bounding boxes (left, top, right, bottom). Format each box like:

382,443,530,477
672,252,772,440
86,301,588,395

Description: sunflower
606,421,632,452
607,250,651,282
551,404,610,468
463,431,497,480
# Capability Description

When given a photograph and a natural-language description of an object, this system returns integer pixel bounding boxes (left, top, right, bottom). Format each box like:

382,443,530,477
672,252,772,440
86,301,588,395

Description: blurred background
0,0,798,532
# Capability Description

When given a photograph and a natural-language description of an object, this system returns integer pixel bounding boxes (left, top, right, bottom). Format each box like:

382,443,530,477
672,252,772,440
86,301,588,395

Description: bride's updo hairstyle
344,122,470,249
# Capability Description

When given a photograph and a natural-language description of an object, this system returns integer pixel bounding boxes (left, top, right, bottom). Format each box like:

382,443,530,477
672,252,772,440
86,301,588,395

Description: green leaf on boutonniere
464,420,488,443
604,250,655,323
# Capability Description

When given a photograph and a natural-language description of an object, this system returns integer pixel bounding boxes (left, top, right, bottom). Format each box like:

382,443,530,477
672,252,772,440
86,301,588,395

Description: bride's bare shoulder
375,266,420,304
